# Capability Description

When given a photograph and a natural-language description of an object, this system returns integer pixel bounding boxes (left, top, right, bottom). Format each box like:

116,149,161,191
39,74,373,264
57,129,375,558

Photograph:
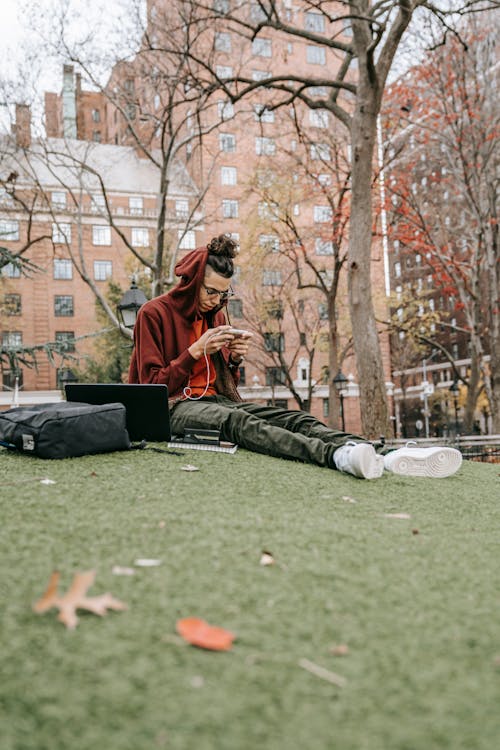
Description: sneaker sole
355,445,385,479
387,448,462,478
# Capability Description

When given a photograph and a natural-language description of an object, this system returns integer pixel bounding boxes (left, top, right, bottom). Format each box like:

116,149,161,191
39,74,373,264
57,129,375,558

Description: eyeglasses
202,284,234,302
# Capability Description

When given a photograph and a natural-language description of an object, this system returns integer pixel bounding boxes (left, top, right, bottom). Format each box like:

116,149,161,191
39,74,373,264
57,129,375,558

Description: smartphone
226,328,252,338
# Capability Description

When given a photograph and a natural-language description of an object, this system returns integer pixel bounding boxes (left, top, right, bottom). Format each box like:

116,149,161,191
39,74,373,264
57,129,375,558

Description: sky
0,0,144,132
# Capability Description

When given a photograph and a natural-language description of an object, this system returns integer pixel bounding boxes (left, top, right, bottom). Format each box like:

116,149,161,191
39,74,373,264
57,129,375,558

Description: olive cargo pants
170,395,364,469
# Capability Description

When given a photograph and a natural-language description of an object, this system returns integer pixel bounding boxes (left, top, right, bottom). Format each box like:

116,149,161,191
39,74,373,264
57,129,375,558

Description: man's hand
226,333,251,363
188,326,234,360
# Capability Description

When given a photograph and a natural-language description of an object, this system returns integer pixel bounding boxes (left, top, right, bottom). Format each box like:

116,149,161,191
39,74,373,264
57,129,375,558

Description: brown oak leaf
33,570,127,629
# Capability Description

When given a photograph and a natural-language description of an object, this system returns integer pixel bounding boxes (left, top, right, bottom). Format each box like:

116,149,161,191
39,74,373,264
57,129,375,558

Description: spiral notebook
167,440,238,454
168,427,238,453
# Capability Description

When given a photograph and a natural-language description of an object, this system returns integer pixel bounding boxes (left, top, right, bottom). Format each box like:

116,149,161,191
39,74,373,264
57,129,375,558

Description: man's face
198,267,232,313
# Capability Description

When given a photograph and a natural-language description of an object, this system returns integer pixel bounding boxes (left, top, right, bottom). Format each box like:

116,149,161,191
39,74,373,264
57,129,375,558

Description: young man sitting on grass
128,235,462,480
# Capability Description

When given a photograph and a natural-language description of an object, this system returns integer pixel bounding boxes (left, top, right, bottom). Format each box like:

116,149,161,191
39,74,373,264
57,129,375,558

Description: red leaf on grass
176,617,235,651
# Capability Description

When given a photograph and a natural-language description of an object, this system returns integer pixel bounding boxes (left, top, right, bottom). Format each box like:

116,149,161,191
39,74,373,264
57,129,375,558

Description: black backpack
0,401,131,459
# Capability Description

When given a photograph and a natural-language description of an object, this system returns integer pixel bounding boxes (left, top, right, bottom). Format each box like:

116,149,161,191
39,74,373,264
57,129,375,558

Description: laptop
65,383,171,442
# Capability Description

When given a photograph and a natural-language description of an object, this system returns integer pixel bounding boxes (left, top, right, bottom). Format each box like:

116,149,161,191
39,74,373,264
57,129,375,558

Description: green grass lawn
1,446,499,750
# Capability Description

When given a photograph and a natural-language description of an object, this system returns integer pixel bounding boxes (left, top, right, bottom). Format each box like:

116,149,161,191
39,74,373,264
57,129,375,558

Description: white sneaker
384,444,462,478
334,441,385,480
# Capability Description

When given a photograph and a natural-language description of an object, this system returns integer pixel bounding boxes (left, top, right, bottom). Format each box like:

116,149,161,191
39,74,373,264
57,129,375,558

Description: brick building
0,108,200,392
3,2,396,432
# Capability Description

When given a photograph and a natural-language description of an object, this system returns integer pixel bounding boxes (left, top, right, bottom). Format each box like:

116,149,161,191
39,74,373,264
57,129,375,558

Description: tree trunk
348,99,389,438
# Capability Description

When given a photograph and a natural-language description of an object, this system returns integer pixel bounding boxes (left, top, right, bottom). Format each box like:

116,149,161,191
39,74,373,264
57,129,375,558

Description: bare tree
158,0,497,437
383,20,499,430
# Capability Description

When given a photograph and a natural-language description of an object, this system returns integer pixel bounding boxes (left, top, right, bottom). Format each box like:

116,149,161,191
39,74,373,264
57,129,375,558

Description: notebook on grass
168,427,238,454
65,383,171,442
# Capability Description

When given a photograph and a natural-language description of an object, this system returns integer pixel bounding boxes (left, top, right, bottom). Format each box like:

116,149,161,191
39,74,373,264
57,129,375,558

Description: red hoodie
128,246,240,401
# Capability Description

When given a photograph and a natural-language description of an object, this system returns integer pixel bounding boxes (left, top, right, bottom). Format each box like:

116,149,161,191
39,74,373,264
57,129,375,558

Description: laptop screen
65,383,170,442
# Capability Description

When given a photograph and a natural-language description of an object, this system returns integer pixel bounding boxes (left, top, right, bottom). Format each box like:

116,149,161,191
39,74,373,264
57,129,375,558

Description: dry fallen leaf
112,565,135,576
33,570,127,629
341,495,357,504
384,513,411,519
134,558,162,567
176,617,235,651
181,464,199,472
260,550,275,566
412,528,420,535
329,644,350,656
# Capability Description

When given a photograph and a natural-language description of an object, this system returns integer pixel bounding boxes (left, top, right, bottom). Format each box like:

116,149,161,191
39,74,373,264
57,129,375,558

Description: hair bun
207,234,239,259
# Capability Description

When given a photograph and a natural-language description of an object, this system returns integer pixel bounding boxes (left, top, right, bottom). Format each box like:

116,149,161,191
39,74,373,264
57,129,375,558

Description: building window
52,191,67,209
318,302,329,320
323,398,329,418
92,130,102,142
222,199,238,218
238,366,246,385
313,205,333,223
3,370,23,390
309,109,329,128
252,69,272,82
53,258,73,279
216,65,233,79
394,261,401,278
299,332,306,346
2,262,21,278
262,270,282,286
129,197,143,216
250,3,267,23
54,295,74,316
217,100,234,120
252,38,272,57
91,194,106,213
266,366,287,385
94,260,113,281
258,201,279,220
254,104,275,122
92,109,100,122
307,45,326,65
221,166,237,185
263,299,284,319
0,220,20,241
2,330,22,347
55,331,76,352
131,227,150,247
175,199,189,219
215,31,231,52
305,12,325,32
92,225,111,246
309,86,327,96
52,222,72,244
264,333,285,352
219,132,236,152
310,143,331,161
259,234,280,253
315,238,333,255
228,298,243,318
3,293,21,315
255,136,276,155
178,230,196,249
214,0,230,14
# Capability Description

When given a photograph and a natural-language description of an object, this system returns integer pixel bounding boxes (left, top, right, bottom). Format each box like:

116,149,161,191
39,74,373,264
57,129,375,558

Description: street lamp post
449,379,460,436
333,369,348,432
117,279,148,328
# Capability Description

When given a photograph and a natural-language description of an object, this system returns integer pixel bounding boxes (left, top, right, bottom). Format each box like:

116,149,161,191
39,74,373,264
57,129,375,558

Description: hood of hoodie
169,246,225,323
